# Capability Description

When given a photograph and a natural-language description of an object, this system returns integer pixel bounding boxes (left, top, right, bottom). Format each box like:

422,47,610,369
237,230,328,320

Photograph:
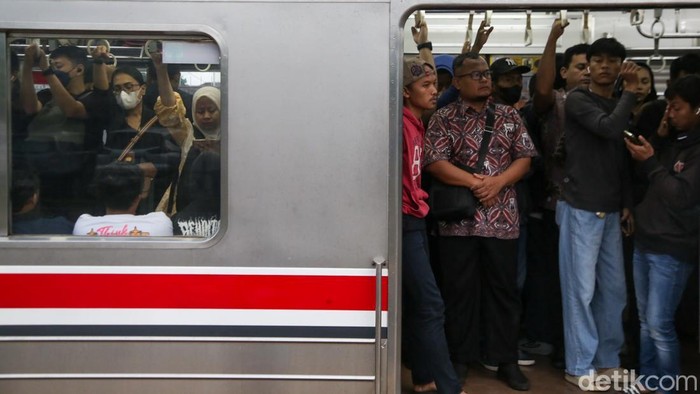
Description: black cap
490,57,531,78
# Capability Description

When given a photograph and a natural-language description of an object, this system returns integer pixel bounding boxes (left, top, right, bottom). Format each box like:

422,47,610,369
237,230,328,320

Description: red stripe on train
0,274,389,310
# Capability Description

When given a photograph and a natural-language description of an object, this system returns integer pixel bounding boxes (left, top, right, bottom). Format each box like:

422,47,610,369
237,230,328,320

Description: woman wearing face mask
96,65,183,213
155,85,221,216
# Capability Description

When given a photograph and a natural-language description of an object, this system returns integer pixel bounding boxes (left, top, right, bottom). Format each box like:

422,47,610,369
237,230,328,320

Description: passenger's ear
403,86,411,100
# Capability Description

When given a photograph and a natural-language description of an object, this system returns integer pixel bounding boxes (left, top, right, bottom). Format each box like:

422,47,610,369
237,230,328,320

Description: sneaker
480,359,499,372
564,373,607,392
518,350,536,366
597,367,632,387
518,338,554,356
622,382,653,394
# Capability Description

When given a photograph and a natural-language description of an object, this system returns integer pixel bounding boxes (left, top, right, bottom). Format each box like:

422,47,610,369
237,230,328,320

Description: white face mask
115,90,141,110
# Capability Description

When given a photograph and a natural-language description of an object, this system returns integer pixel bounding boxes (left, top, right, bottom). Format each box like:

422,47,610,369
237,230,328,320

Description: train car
0,1,699,393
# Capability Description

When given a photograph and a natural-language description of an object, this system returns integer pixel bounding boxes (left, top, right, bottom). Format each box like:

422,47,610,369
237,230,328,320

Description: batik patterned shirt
424,97,538,239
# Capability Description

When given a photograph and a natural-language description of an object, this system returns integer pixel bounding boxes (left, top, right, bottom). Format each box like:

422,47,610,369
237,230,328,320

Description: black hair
636,62,658,103
670,53,700,81
49,45,88,67
613,61,658,103
564,44,589,68
453,52,483,72
111,65,145,86
665,74,700,109
93,162,143,211
11,169,39,214
587,38,626,62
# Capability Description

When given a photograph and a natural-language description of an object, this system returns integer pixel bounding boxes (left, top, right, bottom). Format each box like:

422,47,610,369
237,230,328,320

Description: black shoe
453,362,469,379
497,363,530,391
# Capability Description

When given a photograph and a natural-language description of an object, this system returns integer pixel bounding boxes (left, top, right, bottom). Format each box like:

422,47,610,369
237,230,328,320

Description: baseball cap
434,55,455,77
403,56,435,87
490,57,531,78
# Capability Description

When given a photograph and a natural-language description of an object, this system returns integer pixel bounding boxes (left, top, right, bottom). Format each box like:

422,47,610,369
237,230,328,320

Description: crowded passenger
520,20,590,369
401,54,467,394
615,62,658,129
486,55,537,369
424,51,537,391
434,54,455,96
625,74,700,394
93,59,184,213
73,162,173,236
11,168,73,235
171,151,221,237
636,53,700,142
156,86,221,216
436,21,493,109
17,44,110,219
557,37,639,390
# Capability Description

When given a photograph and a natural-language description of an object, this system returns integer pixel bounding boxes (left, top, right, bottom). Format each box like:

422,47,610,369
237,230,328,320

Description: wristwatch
417,41,433,51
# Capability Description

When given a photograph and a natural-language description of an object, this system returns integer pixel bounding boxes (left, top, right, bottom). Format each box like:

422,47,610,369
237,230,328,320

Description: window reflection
9,37,222,238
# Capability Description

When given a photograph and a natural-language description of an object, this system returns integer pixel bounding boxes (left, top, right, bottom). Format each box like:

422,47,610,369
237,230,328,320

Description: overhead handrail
635,8,700,39
524,10,533,46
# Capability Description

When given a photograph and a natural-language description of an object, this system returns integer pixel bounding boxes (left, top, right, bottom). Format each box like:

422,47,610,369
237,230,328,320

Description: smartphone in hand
623,130,643,146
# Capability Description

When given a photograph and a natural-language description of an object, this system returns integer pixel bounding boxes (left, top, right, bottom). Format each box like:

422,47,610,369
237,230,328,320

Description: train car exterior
0,1,698,393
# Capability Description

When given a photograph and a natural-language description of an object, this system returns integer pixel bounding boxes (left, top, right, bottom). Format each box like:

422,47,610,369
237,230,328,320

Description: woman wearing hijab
153,67,221,216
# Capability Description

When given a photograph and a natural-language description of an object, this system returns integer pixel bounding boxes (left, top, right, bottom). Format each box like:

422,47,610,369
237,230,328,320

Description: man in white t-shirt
73,162,173,236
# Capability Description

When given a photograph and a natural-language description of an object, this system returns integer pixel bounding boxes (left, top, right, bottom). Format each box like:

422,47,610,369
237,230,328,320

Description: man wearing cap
401,56,467,394
434,54,455,96
490,57,531,108
424,52,537,391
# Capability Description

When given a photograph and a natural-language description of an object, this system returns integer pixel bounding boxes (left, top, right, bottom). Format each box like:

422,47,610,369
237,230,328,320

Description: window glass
9,36,221,238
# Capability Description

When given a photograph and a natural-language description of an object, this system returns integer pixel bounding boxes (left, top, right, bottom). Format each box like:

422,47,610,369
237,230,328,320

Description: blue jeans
556,201,626,376
402,215,462,394
633,249,694,394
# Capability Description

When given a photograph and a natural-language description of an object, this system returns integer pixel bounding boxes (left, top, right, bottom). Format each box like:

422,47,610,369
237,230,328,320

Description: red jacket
402,107,429,218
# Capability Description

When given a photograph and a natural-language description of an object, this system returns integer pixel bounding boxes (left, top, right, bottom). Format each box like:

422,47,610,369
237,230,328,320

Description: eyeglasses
112,82,141,94
455,70,493,80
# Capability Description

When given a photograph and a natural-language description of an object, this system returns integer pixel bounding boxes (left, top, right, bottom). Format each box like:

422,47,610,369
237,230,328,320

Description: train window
8,35,221,238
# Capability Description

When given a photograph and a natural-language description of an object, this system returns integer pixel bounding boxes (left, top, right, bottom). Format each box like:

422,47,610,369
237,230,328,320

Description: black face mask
53,69,72,87
498,85,522,106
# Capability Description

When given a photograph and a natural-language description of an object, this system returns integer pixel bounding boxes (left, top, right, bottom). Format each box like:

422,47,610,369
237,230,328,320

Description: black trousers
437,235,520,364
522,210,564,349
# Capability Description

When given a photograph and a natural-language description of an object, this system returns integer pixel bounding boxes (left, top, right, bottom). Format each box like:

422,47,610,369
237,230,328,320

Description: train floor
401,337,700,393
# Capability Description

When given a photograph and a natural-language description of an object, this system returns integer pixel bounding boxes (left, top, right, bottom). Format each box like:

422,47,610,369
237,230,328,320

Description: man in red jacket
402,56,467,394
